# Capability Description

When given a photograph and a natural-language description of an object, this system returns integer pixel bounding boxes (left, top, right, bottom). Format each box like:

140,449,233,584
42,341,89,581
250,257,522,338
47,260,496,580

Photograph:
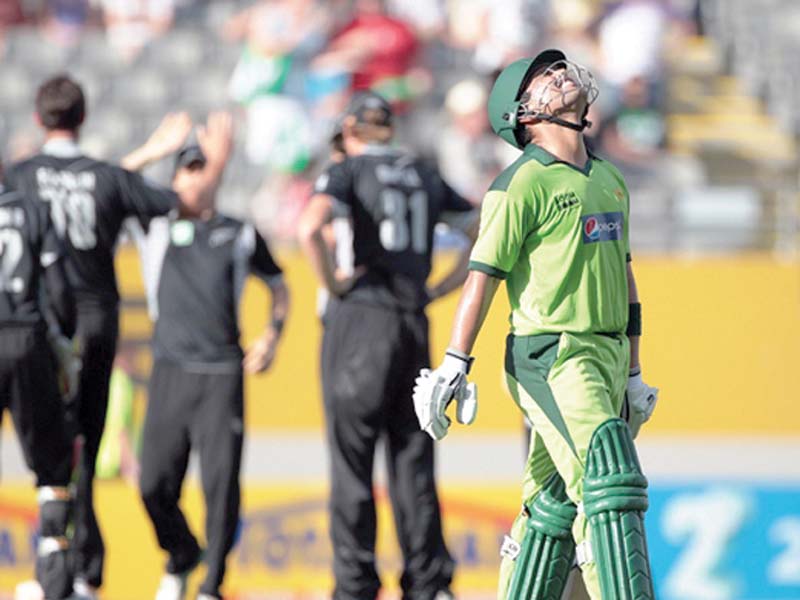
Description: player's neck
531,124,588,169
44,129,79,144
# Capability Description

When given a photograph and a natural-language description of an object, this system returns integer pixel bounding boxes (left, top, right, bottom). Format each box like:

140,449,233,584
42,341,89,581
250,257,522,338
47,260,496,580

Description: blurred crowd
0,0,701,241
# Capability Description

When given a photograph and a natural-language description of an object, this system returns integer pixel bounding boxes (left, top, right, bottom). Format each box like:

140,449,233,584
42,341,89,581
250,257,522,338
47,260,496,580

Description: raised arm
120,112,192,172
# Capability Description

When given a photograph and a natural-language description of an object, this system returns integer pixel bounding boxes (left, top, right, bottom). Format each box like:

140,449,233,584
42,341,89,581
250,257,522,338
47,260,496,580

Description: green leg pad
507,474,577,600
584,418,655,600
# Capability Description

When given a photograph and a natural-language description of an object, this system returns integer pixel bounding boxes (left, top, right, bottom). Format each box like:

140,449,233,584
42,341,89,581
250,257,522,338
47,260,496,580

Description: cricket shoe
154,553,203,600
434,591,455,600
72,577,99,600
14,580,43,600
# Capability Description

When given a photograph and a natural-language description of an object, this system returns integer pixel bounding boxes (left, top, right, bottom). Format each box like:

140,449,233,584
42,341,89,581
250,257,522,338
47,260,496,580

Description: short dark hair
36,75,86,131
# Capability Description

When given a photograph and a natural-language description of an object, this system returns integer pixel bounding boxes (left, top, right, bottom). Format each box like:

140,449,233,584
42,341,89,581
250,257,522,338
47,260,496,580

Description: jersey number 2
0,228,24,293
379,188,428,253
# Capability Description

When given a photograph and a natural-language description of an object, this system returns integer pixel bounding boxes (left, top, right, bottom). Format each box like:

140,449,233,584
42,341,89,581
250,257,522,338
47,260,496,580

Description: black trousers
0,326,73,599
321,301,454,600
139,360,244,598
70,306,119,588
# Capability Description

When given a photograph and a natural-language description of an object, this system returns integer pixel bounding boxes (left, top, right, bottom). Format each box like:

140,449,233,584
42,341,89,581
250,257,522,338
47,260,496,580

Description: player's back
6,142,177,308
0,188,54,331
332,147,459,311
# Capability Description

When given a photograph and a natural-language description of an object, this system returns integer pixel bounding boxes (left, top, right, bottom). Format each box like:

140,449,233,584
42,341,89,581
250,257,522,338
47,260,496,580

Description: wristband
626,302,642,337
445,347,475,374
270,319,285,337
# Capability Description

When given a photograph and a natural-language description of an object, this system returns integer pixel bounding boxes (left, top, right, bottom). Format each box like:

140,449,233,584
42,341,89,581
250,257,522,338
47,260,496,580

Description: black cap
174,145,206,172
518,48,567,99
344,91,393,127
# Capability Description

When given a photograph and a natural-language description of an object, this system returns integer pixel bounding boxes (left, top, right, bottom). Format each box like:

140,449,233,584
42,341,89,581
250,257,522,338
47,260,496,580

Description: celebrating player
4,75,228,600
299,91,479,600
127,114,290,600
412,50,659,600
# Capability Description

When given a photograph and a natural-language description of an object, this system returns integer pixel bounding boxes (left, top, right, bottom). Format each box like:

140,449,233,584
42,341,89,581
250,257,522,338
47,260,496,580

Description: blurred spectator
446,0,545,73
41,0,94,48
0,0,24,52
387,0,446,40
596,0,670,94
0,0,24,29
476,0,547,72
319,0,419,107
226,0,327,104
226,0,327,174
99,0,174,62
436,78,509,200
596,76,667,178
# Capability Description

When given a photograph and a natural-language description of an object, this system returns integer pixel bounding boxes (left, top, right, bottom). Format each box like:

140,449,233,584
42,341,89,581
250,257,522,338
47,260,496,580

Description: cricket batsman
413,49,659,599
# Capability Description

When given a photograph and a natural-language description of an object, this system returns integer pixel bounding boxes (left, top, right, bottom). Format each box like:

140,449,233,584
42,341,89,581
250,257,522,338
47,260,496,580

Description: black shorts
0,326,72,487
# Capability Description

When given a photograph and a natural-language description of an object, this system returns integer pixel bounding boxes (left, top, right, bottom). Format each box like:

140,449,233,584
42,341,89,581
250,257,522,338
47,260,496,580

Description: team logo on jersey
209,228,237,248
582,211,623,243
554,192,580,211
170,220,195,246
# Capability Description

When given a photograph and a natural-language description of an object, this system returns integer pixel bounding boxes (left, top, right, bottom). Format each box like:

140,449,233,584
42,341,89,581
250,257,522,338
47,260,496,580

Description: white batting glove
413,349,477,441
623,367,658,438
49,333,82,402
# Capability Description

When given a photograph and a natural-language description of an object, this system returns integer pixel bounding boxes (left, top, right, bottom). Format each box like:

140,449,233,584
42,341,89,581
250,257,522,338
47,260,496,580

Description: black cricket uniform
132,213,282,598
5,138,178,588
0,187,75,599
314,145,477,600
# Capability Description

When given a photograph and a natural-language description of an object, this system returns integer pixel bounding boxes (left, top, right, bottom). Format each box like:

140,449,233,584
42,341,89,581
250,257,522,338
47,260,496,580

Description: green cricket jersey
469,143,630,335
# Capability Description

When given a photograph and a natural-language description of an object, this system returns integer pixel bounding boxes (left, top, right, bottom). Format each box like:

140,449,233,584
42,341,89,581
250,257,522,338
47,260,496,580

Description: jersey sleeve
468,179,534,279
116,167,179,225
314,160,354,215
250,230,283,282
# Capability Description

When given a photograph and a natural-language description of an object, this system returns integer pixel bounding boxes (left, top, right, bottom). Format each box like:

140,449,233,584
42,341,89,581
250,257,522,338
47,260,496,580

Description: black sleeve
440,177,474,214
39,206,76,338
313,159,354,209
116,167,178,225
250,230,283,282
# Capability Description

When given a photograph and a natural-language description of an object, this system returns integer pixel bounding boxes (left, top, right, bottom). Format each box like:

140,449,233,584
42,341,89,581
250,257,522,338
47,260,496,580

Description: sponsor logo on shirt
582,211,623,243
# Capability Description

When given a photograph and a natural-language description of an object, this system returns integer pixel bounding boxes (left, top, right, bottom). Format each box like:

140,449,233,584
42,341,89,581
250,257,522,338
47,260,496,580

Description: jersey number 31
379,188,428,254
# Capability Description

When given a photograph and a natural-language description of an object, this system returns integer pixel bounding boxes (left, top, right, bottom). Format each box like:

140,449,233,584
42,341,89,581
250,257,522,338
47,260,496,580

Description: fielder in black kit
299,92,479,600
5,76,229,599
128,133,290,600
0,179,76,599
